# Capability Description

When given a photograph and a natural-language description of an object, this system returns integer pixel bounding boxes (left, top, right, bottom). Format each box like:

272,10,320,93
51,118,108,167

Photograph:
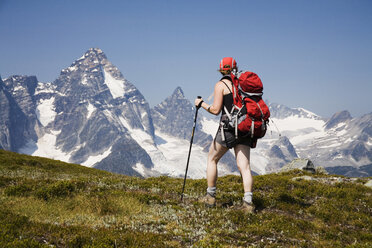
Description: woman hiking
194,57,255,213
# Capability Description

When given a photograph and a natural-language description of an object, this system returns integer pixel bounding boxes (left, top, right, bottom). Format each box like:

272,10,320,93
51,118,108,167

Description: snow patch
336,129,347,136
86,102,95,119
36,97,57,126
152,131,207,178
318,142,340,149
344,137,353,143
119,116,161,158
332,153,344,160
68,65,77,72
20,130,72,163
335,122,347,129
81,76,88,85
103,69,125,99
13,85,24,91
82,147,112,167
153,131,236,178
271,116,327,146
35,82,54,94
119,116,172,176
103,110,114,121
271,116,325,132
200,116,219,137
250,151,269,174
133,163,147,175
295,107,320,118
290,131,328,146
118,116,234,178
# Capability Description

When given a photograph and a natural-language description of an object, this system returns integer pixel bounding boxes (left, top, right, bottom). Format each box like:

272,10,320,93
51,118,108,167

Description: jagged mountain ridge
250,103,372,176
8,48,156,176
1,48,371,177
151,87,238,175
0,48,237,178
0,76,39,151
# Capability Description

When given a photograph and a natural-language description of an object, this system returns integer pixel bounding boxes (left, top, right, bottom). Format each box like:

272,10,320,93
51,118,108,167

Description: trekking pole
181,96,202,202
270,119,282,137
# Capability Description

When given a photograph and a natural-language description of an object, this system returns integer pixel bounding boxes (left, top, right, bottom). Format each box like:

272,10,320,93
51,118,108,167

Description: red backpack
220,71,270,148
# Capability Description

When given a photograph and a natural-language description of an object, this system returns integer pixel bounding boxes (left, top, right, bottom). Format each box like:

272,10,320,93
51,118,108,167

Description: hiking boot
235,201,255,213
199,193,216,207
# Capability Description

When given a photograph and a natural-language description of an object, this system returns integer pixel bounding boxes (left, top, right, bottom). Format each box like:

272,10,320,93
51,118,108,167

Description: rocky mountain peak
77,48,107,64
266,136,298,172
325,110,352,130
276,136,298,158
0,77,4,89
55,48,129,98
152,86,195,139
171,87,185,99
268,102,322,120
3,75,38,99
61,48,109,74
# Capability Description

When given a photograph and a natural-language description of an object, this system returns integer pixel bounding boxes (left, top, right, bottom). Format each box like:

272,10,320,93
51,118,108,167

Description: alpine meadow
1,149,371,247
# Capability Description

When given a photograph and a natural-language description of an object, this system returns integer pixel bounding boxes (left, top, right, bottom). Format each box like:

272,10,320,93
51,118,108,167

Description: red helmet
219,57,237,72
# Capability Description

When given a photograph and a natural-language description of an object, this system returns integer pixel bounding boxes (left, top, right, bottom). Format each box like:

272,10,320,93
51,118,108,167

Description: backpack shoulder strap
220,79,233,94
220,75,239,101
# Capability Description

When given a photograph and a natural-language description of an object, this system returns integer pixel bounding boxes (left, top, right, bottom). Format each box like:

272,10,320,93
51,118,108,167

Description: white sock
207,187,216,197
243,192,253,203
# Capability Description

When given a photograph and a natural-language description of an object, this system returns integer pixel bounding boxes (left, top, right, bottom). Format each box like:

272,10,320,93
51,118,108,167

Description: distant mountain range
1,48,371,177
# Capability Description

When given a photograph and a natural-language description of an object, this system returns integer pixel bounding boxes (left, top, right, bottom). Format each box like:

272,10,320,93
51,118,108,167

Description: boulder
365,180,372,188
315,166,329,175
280,158,316,173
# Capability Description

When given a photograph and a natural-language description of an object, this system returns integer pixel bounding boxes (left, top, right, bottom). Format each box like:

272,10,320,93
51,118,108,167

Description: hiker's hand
195,98,203,108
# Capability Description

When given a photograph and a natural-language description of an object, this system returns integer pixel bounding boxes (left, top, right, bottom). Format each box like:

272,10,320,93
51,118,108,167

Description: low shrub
5,184,33,197
35,181,76,201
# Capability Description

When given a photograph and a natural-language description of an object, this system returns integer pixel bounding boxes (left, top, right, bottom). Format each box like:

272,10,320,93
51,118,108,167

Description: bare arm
195,81,225,115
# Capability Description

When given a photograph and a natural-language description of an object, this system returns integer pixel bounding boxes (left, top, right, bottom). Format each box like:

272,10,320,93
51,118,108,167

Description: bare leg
207,140,229,187
234,144,252,192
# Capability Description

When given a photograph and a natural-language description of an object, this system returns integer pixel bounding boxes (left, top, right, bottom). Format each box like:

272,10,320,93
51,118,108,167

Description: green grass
0,149,371,247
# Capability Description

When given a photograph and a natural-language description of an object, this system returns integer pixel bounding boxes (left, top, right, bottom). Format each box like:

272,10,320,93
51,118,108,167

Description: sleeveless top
220,78,234,115
222,93,233,114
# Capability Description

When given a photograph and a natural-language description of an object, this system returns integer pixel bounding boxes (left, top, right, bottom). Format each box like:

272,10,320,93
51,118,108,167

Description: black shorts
214,128,253,148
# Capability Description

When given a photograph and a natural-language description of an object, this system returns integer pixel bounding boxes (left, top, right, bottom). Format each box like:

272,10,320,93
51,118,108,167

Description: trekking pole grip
196,96,203,109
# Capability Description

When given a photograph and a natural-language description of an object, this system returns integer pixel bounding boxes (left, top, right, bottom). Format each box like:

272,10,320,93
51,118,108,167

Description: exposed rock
265,136,298,172
291,175,313,181
280,158,315,173
0,76,39,151
151,87,238,173
151,87,204,141
291,175,362,185
315,166,329,175
325,110,352,130
365,180,372,188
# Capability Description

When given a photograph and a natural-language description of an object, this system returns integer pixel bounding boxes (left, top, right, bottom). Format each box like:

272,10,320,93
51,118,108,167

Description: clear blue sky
1,0,371,118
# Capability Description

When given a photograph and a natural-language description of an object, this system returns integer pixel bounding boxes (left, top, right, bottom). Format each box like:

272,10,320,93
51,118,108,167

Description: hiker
194,57,255,213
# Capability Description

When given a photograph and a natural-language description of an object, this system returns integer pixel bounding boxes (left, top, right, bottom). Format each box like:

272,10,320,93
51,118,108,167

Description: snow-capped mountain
12,48,155,176
0,48,238,178
151,87,238,176
1,48,371,177
248,103,372,176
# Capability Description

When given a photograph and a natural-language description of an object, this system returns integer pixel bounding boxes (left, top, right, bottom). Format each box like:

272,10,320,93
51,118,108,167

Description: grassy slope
0,149,371,248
